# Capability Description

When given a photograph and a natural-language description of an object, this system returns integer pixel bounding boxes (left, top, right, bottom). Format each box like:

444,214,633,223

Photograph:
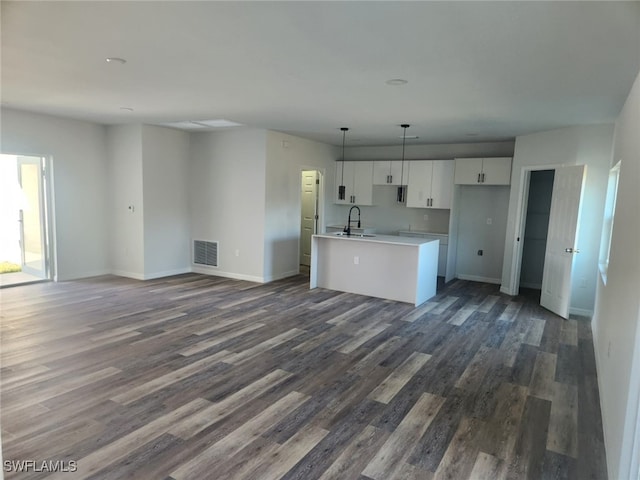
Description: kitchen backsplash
330,185,450,235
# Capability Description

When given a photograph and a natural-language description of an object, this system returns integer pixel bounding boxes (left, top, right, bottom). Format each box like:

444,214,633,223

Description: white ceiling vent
193,240,218,267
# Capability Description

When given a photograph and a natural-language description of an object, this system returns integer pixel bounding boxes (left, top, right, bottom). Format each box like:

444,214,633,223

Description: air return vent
193,240,218,267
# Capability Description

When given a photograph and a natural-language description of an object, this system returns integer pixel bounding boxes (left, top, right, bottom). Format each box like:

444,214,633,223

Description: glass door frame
6,153,54,281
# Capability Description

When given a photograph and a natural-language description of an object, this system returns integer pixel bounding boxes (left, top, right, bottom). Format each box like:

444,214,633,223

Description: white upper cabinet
454,157,512,185
372,161,408,186
406,160,454,209
430,160,455,208
335,161,374,205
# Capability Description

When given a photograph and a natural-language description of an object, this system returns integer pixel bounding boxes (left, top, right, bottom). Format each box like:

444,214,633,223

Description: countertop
313,232,440,247
398,230,448,237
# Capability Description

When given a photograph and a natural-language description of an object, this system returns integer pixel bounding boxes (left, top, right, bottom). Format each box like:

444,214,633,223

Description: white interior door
300,170,318,267
17,156,47,278
540,165,585,318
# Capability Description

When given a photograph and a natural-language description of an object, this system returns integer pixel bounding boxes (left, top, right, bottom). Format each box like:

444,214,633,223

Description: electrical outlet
235,249,240,257
353,256,359,265
477,249,483,256
486,218,492,225
424,214,429,221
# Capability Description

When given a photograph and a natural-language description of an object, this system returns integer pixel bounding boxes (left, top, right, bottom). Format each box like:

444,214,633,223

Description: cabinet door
335,161,354,204
373,161,392,185
430,160,454,209
454,158,483,184
406,161,433,208
352,161,374,205
373,161,405,185
481,157,512,185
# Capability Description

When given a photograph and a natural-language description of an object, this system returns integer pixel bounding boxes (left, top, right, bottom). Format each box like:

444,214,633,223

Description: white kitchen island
310,233,439,306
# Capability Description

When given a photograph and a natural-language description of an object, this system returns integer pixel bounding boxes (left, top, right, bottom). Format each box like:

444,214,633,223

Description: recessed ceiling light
106,57,127,64
386,79,408,86
119,107,134,112
398,135,419,140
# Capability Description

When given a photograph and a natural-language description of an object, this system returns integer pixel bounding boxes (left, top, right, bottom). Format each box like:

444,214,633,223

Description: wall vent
193,240,218,267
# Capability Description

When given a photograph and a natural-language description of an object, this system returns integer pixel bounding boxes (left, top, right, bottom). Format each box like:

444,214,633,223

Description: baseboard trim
57,269,111,282
569,307,593,318
500,285,515,295
142,267,192,280
456,274,501,285
520,282,542,290
263,269,300,283
192,266,264,283
110,269,145,280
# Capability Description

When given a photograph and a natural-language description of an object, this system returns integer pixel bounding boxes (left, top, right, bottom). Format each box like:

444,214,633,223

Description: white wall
455,185,510,283
107,125,144,279
265,131,337,281
501,124,614,315
592,71,640,480
1,108,109,280
142,125,191,279
189,128,267,282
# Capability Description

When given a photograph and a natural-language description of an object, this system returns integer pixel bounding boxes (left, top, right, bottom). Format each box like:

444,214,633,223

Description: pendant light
338,127,348,200
397,124,409,203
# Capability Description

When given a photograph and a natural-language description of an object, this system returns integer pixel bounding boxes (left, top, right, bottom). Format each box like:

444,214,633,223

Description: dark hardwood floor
0,273,607,479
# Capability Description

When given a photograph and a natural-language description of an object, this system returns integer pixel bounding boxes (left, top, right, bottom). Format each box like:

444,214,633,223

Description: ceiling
2,1,639,146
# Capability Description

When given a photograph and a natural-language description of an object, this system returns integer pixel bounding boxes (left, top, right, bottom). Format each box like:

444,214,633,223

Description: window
599,160,621,283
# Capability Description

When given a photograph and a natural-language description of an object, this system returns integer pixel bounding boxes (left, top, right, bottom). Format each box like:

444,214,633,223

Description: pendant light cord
340,127,348,184
400,124,409,184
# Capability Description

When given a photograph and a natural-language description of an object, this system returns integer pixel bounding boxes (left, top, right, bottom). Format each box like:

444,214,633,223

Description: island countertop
310,233,439,306
314,233,439,247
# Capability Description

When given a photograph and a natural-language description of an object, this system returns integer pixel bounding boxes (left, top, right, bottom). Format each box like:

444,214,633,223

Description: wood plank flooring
0,273,607,479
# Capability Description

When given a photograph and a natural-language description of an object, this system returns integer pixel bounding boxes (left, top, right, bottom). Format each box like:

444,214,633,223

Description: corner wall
142,125,191,279
189,129,267,282
264,131,338,281
1,108,109,280
107,125,145,279
592,70,640,480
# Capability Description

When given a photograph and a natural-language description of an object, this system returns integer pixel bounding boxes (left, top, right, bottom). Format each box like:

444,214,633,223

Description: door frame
506,163,569,297
298,168,325,269
2,152,55,282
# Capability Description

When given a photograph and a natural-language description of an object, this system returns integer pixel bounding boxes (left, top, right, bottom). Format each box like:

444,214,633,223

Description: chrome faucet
344,205,361,236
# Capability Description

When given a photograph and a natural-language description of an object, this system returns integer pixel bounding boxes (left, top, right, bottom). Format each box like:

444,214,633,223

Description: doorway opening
299,170,321,275
0,154,52,287
519,169,554,298
512,165,585,318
